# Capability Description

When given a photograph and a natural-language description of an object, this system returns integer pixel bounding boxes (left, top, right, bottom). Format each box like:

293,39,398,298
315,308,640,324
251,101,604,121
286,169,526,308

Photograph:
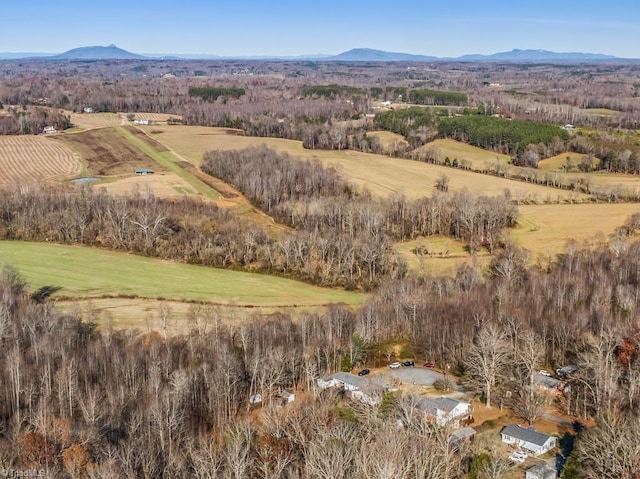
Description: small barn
134,168,154,175
501,425,556,456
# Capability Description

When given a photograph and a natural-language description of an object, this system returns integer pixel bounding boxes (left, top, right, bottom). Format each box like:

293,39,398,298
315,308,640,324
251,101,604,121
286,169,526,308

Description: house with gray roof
534,374,568,395
414,396,472,427
501,425,556,456
317,372,363,391
317,372,394,405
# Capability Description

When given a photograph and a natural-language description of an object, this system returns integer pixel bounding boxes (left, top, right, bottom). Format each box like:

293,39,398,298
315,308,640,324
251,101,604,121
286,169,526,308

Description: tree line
437,115,569,156
201,146,518,253
0,186,401,290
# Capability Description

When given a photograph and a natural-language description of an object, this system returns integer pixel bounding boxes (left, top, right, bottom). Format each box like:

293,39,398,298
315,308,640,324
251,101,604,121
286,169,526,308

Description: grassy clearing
580,108,621,117
148,126,586,202
368,130,409,152
56,298,328,334
398,203,640,276
537,152,596,172
0,241,364,308
513,203,640,260
116,126,223,199
394,236,491,275
418,139,511,170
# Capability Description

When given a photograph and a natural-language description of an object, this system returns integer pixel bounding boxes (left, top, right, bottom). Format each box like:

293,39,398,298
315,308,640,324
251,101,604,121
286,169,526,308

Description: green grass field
0,241,364,308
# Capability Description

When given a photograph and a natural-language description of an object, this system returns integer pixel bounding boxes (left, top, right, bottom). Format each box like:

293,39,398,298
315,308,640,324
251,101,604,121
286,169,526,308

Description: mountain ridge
50,44,146,60
0,45,628,62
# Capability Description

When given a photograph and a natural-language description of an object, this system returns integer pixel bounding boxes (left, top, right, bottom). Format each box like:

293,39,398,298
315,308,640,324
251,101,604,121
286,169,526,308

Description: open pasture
368,130,409,152
394,236,491,276
538,152,600,172
418,139,511,169
513,203,640,260
146,126,587,202
68,111,182,130
0,135,81,185
68,112,123,129
0,241,364,307
95,172,197,198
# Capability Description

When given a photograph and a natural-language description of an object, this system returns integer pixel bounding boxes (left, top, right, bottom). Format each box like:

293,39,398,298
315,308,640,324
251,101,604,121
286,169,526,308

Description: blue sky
2,0,640,57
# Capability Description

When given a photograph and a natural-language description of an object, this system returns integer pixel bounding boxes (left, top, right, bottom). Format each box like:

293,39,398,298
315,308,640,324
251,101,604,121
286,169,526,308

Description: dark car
402,360,415,367
423,362,435,369
358,369,370,376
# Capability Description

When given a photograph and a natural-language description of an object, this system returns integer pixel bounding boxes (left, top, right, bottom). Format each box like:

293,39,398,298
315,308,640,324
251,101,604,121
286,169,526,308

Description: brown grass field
513,203,640,261
368,130,409,152
95,172,198,198
68,111,182,130
418,139,511,169
538,152,600,172
145,126,587,202
68,112,123,129
0,135,81,185
394,236,491,276
56,298,332,334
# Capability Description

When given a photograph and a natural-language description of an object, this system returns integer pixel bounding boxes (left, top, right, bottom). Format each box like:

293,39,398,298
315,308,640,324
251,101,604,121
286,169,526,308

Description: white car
538,370,551,377
389,362,401,369
508,451,527,463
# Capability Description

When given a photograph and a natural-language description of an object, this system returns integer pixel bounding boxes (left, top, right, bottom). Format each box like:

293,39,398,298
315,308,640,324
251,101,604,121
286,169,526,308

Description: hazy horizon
2,0,639,58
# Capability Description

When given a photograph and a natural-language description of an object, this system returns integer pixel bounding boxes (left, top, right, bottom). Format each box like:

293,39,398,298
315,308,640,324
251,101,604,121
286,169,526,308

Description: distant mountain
0,46,627,62
51,44,146,60
327,48,438,62
456,48,618,62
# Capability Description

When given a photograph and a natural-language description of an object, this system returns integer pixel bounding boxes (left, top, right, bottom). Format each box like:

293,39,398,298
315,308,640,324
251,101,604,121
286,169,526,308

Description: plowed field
0,136,81,185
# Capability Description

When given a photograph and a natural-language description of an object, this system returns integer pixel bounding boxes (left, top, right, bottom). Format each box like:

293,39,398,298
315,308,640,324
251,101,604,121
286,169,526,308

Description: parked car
538,370,552,377
423,362,435,369
511,450,527,459
402,360,415,367
358,369,370,376
508,453,525,463
556,365,577,376
389,362,401,369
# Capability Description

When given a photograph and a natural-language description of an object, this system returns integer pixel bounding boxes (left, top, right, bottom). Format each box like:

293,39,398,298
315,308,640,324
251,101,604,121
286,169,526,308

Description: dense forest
1,234,640,477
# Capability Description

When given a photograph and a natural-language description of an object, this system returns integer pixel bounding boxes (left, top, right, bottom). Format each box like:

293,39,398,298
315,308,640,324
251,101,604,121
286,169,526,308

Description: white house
83,106,94,113
134,119,150,125
317,372,362,391
317,372,394,405
525,463,556,479
501,425,556,456
42,126,57,134
414,397,472,427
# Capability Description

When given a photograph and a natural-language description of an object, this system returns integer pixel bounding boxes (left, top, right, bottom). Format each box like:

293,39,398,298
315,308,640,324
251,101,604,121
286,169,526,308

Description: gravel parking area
384,367,446,386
